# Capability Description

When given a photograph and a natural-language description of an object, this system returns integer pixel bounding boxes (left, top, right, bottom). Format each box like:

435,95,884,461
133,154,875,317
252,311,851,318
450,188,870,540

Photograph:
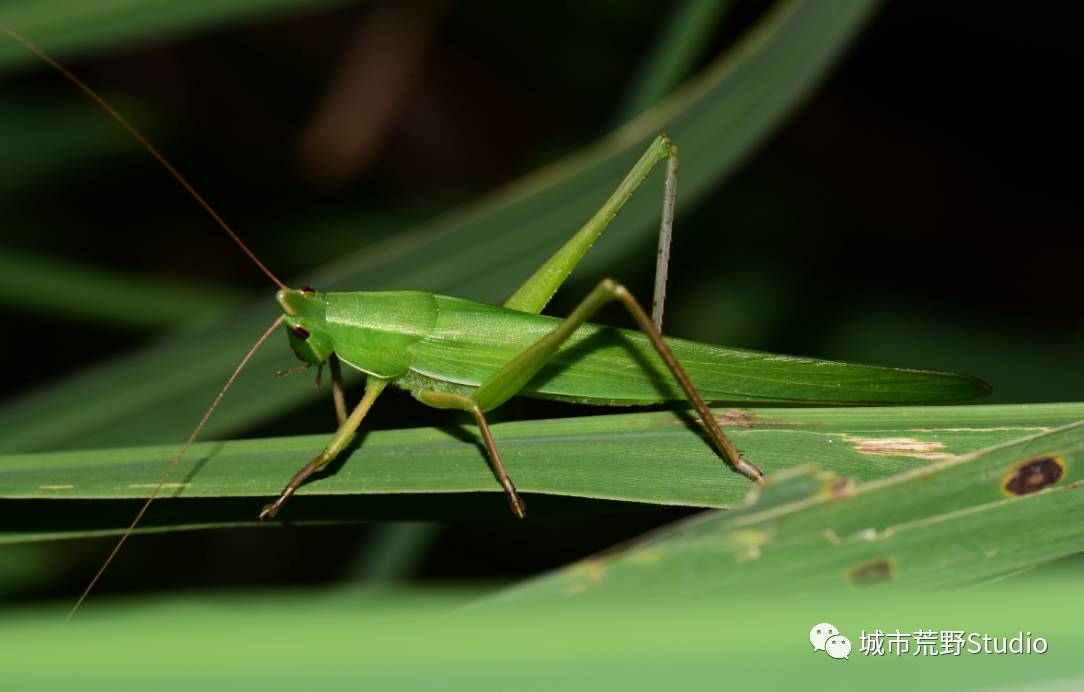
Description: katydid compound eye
299,285,317,295
292,325,311,340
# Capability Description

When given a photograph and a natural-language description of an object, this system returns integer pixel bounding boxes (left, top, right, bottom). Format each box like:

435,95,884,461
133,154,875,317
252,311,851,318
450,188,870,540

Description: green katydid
2,27,989,616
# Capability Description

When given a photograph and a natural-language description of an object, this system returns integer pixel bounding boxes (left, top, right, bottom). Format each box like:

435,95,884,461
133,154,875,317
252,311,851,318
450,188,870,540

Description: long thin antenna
1,24,289,291
67,315,285,621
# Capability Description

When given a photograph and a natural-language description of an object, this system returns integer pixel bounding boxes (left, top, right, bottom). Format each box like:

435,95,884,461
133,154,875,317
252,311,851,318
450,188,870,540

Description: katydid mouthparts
1,26,989,619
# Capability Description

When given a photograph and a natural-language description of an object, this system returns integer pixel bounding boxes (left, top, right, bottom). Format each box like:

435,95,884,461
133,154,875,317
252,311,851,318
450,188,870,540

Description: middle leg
412,389,526,519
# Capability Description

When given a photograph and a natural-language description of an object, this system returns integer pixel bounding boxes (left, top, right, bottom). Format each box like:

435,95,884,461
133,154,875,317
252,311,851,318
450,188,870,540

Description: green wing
403,296,990,405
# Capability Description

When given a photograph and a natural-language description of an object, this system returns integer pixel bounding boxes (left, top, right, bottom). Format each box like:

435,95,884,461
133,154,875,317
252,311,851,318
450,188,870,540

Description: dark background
1,1,1082,602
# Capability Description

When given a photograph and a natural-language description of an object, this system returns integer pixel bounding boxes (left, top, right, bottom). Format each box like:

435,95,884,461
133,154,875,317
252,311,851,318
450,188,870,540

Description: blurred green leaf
2,577,1084,691
0,0,883,452
2,402,1079,542
0,250,236,329
0,0,353,70
613,0,734,124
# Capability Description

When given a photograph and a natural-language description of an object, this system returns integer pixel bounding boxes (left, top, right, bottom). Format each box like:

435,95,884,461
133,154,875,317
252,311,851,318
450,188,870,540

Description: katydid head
277,287,334,365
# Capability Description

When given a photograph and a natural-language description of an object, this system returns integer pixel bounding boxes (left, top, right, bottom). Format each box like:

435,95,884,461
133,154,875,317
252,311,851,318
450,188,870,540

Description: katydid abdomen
303,289,989,408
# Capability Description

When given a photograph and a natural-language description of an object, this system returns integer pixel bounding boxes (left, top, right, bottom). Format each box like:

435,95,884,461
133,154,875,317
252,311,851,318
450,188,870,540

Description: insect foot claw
736,455,766,485
258,503,279,522
502,480,527,519
509,495,527,520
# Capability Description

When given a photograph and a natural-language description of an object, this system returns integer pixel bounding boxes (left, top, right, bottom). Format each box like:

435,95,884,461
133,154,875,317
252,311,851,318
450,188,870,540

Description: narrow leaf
2,402,1080,542
0,0,353,71
491,411,1084,603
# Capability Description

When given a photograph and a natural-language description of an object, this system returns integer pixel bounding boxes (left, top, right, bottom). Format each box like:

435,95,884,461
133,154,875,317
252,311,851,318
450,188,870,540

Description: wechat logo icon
810,623,851,660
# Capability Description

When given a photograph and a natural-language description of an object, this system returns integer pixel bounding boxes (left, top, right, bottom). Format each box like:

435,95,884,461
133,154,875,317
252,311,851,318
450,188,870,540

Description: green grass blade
490,412,1084,604
0,0,881,452
0,0,354,71
2,402,1080,543
0,251,236,329
2,578,1084,692
612,0,734,124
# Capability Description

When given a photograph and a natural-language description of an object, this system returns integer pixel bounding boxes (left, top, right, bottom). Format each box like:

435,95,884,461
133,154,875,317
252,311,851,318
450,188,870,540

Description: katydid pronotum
2,27,988,617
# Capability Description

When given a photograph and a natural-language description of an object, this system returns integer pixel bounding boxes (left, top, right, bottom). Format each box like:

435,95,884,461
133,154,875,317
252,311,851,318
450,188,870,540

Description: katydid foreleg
259,377,389,520
275,353,349,425
328,353,349,426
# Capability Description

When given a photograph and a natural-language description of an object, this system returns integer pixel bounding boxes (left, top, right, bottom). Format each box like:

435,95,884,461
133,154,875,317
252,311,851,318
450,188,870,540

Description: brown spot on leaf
849,558,894,587
828,477,854,498
714,409,767,428
713,409,802,428
844,436,955,460
1002,455,1065,496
